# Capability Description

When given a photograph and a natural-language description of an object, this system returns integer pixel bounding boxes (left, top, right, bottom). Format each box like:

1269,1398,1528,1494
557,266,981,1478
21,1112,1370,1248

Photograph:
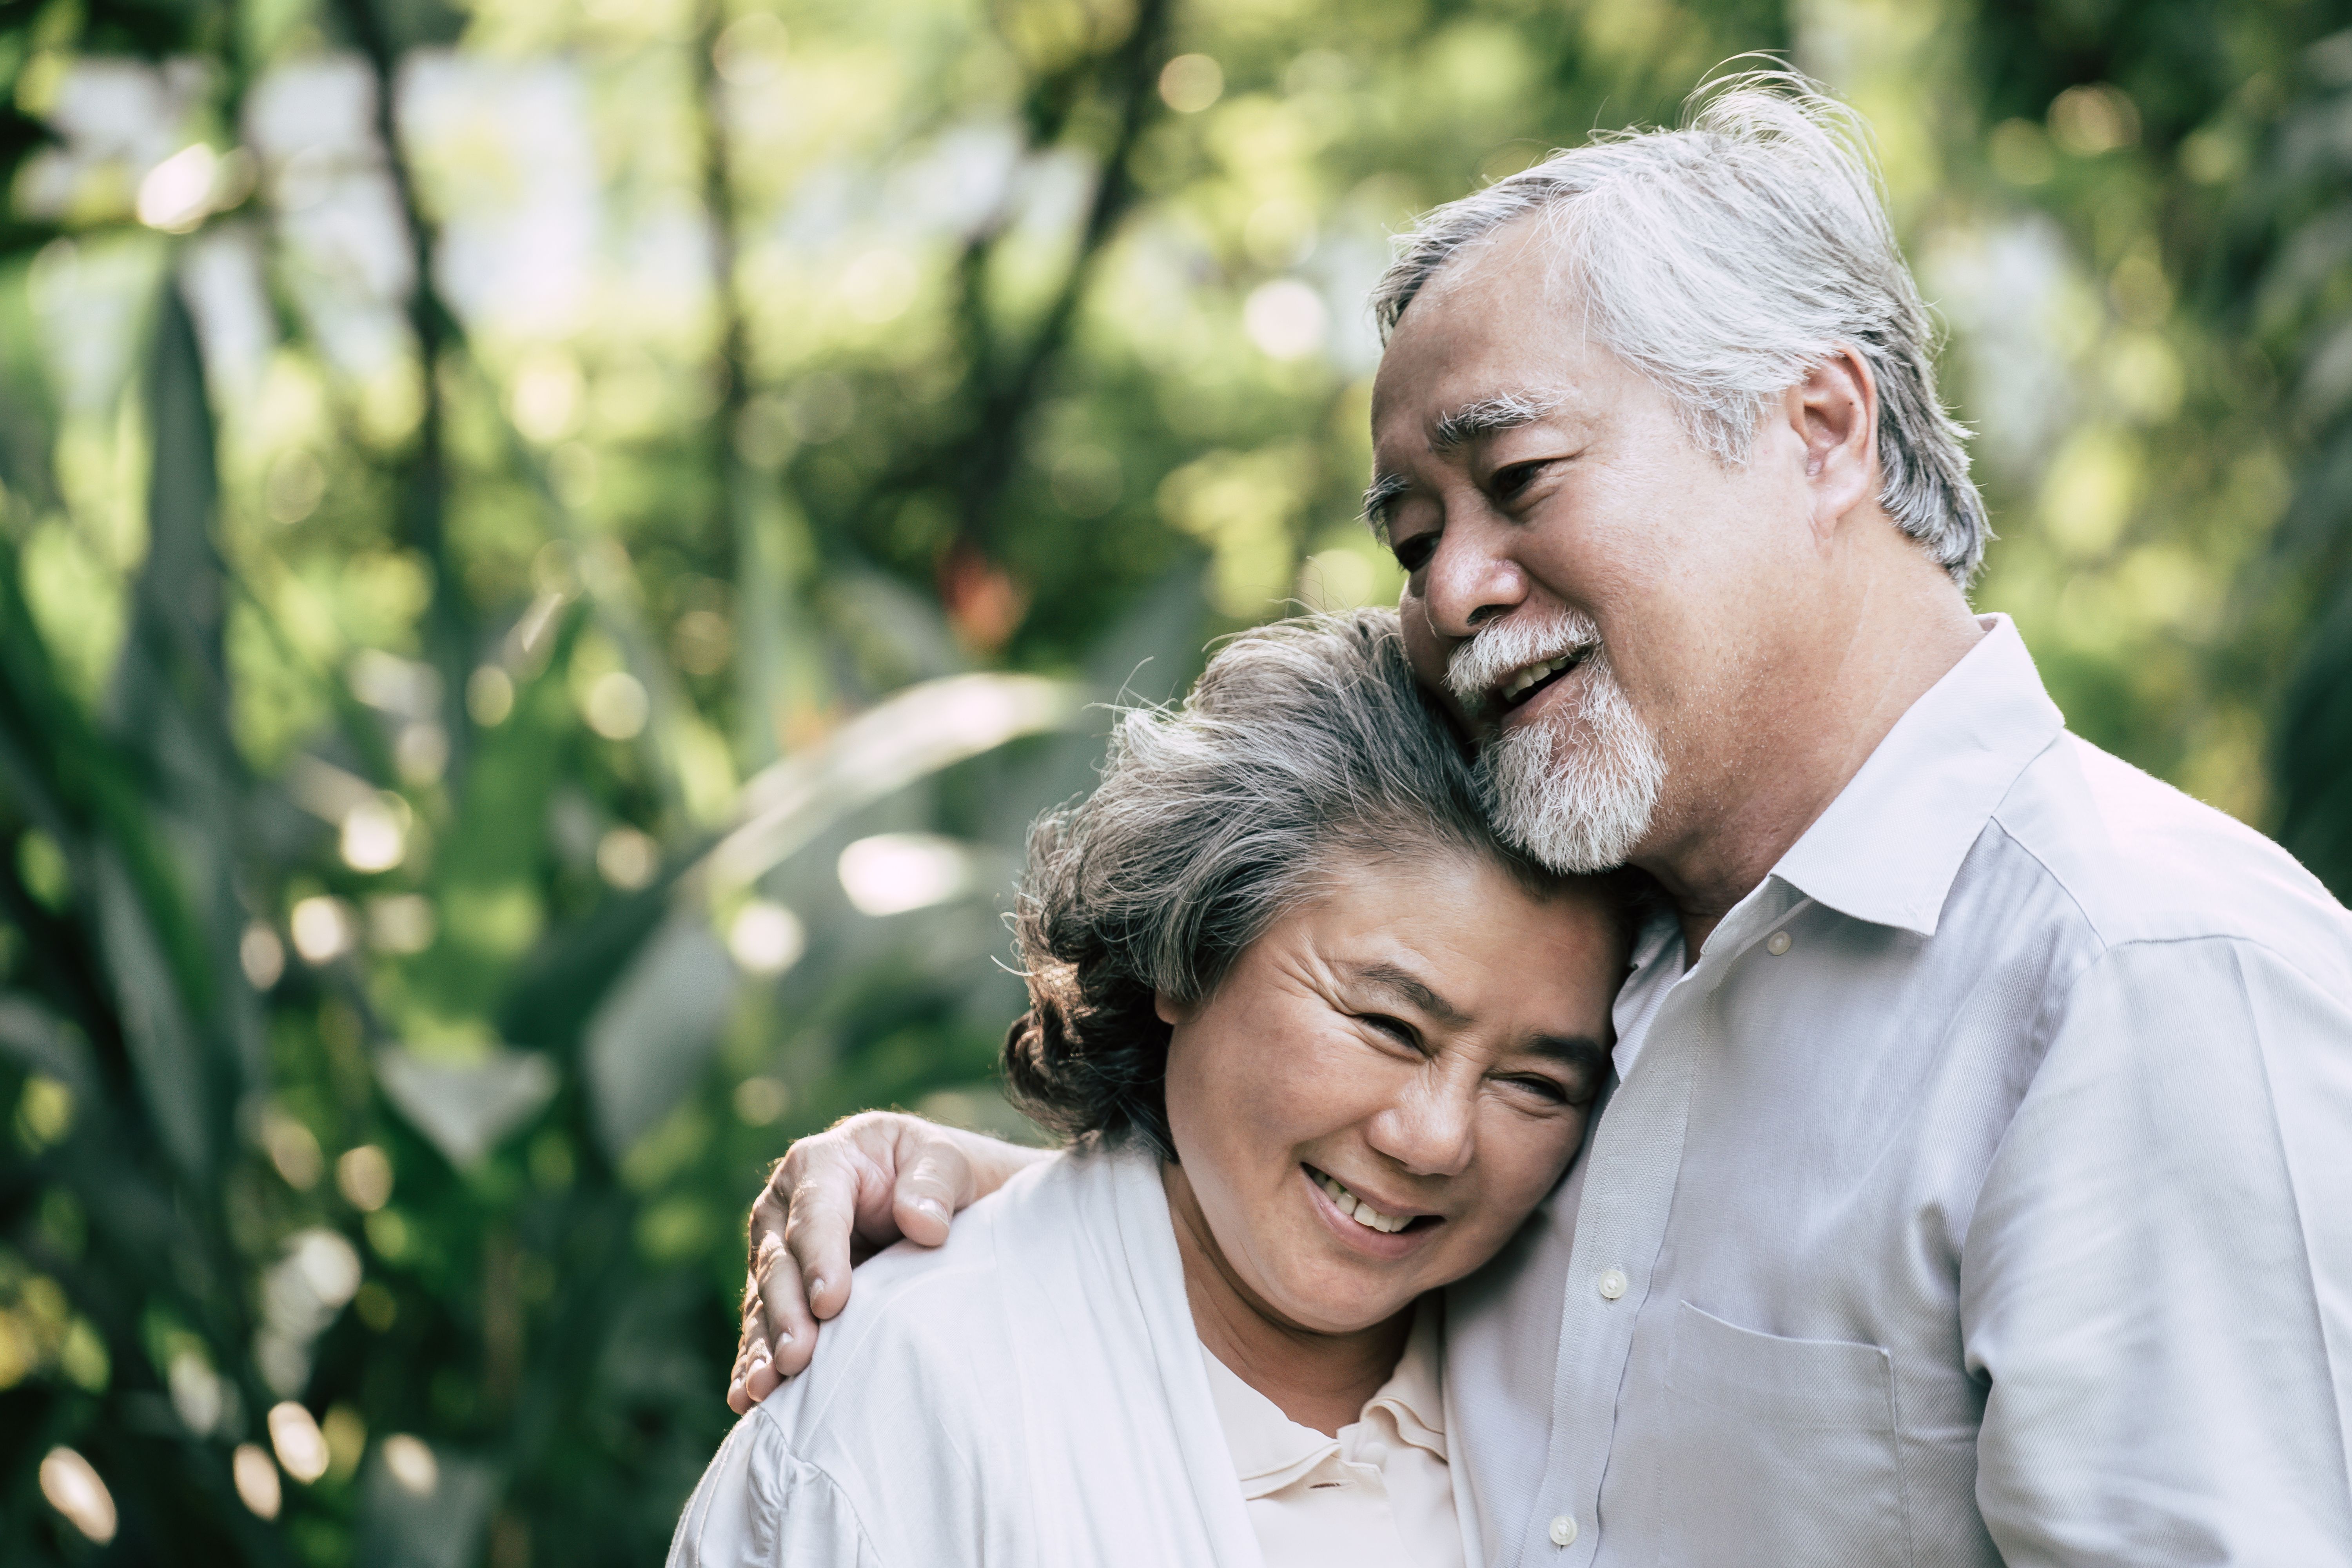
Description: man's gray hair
1371,69,1987,581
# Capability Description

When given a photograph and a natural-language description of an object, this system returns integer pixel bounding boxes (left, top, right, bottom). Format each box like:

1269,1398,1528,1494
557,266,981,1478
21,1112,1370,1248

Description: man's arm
727,1111,1046,1412
1963,936,2352,1564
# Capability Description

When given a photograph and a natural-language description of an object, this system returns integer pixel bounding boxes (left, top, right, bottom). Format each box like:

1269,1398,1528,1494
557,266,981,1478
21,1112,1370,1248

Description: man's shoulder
1984,732,2350,978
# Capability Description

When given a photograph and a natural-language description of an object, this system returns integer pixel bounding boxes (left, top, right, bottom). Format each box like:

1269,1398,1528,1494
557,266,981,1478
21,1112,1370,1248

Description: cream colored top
1203,1301,1465,1568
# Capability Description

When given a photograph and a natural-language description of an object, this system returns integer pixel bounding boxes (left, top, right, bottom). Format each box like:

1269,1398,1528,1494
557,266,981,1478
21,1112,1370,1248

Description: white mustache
1445,608,1604,707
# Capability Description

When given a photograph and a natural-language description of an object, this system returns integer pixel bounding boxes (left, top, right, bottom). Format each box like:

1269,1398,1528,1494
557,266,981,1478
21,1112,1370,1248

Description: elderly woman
668,610,1630,1568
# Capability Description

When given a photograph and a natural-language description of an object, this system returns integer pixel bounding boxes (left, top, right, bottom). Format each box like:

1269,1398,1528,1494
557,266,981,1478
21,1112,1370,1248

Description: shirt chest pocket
1657,1301,1909,1568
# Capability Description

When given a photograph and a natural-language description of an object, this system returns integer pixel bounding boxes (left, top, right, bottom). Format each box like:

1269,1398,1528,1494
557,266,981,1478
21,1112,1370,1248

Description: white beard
1448,611,1667,874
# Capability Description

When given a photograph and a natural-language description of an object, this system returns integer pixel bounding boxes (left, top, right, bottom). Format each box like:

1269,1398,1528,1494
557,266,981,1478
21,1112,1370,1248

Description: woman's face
1159,850,1622,1336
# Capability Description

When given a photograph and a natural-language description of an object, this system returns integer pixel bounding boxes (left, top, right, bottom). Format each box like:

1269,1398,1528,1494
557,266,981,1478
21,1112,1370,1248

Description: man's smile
1498,647,1591,710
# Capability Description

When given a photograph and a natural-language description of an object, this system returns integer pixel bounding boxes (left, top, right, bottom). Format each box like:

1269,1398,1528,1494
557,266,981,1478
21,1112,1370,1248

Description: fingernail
808,1276,827,1297
913,1198,947,1223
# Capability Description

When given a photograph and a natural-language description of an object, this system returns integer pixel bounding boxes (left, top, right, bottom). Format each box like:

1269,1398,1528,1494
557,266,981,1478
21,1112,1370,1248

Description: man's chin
1477,704,1664,876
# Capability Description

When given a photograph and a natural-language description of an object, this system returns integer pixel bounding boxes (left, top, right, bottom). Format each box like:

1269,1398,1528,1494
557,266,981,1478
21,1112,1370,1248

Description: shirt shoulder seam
1978,815,2112,953
741,1411,889,1563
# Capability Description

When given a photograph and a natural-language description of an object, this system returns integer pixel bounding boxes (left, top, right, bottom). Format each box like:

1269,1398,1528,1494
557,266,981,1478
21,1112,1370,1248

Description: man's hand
726,1111,1044,1413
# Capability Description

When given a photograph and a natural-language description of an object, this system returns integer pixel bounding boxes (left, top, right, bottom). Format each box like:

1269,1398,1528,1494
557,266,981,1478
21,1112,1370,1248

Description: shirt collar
1363,1294,1446,1459
1770,615,2064,938
1202,1299,1448,1497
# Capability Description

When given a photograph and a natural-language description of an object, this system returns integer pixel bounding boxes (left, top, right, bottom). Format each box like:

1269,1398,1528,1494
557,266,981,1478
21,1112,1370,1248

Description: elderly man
725,76,2352,1564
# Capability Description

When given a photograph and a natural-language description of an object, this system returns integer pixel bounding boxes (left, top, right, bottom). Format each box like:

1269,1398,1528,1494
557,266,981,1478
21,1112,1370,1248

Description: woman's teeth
1314,1170,1414,1234
1500,652,1577,703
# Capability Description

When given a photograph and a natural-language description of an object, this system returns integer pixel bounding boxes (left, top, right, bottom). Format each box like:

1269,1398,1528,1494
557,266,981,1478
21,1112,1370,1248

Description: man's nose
1419,518,1528,640
1365,1076,1476,1180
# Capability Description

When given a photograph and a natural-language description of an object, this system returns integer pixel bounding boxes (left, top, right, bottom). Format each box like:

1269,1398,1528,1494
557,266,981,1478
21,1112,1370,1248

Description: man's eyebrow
1430,388,1565,452
1344,960,1471,1027
1360,471,1411,534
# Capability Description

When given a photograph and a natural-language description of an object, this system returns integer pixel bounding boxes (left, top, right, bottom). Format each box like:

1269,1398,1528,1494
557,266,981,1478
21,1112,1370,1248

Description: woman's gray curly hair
1002,607,1594,1157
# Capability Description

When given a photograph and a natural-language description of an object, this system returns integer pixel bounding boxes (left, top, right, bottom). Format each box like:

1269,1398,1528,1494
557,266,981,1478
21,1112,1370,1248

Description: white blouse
673,1145,1478,1568
1204,1299,1465,1568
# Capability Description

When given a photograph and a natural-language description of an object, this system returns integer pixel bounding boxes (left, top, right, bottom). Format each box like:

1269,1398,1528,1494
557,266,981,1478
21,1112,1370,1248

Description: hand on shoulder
730,1111,1045,1410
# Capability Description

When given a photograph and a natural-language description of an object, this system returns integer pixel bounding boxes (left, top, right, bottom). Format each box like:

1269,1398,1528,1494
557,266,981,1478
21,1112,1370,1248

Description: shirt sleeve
667,1411,885,1568
1962,936,2352,1566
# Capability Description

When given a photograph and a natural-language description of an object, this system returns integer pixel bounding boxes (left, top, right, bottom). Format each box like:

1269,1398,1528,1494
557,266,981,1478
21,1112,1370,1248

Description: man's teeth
1500,653,1575,702
1314,1171,1413,1234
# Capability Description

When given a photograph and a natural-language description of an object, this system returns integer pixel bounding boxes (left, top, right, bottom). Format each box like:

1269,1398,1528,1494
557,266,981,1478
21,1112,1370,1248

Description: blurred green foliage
1,0,2348,1561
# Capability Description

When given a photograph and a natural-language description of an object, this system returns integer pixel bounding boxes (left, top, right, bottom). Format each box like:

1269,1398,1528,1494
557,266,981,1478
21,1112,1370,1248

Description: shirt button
1550,1514,1579,1546
1597,1268,1627,1300
1766,930,1792,956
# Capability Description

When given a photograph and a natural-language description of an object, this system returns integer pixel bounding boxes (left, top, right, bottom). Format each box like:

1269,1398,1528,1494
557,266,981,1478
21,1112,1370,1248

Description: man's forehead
1411,214,1561,312
1372,320,1600,444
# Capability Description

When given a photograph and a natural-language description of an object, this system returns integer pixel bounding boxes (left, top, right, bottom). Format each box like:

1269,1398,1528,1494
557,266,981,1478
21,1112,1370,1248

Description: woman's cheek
1482,1103,1585,1213
1248,1012,1364,1108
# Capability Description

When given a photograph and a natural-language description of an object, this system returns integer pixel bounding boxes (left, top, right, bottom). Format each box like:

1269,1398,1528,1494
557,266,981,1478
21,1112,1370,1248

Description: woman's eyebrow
1342,960,1470,1026
1521,1034,1610,1077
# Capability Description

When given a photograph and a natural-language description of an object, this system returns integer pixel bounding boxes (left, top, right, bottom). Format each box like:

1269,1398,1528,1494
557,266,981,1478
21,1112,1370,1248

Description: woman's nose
1365,1079,1476,1180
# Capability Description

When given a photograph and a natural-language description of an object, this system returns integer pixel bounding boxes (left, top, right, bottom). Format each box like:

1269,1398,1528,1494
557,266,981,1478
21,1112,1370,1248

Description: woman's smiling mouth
1302,1164,1443,1256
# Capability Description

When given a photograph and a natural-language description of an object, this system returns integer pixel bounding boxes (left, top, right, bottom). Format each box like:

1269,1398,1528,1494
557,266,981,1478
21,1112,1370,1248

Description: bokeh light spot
1159,54,1223,113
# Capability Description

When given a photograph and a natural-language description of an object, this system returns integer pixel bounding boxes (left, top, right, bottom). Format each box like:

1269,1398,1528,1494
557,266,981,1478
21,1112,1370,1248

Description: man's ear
1787,346,1879,542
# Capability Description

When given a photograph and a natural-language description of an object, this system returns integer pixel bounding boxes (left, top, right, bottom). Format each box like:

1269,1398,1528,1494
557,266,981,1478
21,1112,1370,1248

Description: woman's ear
1154,991,1190,1027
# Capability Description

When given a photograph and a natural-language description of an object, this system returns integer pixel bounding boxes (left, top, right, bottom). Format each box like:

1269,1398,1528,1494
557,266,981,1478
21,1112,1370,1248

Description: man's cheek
1397,588,1479,739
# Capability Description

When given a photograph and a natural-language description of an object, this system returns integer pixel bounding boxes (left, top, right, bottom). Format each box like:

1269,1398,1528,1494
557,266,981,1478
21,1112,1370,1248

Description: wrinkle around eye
1490,459,1556,506
1500,1073,1575,1106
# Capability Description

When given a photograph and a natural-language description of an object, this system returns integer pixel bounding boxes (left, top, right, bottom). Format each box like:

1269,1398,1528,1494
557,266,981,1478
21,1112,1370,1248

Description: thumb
891,1140,974,1247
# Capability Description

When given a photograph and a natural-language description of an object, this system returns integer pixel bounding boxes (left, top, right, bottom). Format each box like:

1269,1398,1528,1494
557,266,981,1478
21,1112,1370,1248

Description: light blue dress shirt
1445,616,2352,1566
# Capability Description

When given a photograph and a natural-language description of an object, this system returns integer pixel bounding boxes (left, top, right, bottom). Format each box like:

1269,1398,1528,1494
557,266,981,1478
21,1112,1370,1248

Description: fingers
727,1297,764,1414
776,1139,863,1327
740,1296,788,1401
755,1220,821,1378
731,1111,984,1411
891,1126,976,1249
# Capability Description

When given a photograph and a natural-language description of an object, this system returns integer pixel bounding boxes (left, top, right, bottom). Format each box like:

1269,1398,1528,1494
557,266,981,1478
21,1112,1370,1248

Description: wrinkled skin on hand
728,1111,1037,1411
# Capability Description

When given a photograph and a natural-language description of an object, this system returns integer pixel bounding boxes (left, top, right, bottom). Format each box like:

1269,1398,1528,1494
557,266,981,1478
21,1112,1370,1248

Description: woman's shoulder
679,1142,1227,1568
768,1143,1158,1423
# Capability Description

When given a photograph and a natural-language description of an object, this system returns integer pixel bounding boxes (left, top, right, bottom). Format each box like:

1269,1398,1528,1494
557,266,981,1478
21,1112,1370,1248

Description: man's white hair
1370,67,1987,582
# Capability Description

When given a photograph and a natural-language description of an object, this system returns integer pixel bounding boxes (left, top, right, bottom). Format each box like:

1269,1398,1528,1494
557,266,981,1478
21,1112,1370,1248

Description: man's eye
1357,1013,1418,1046
1391,533,1438,573
1492,460,1547,503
